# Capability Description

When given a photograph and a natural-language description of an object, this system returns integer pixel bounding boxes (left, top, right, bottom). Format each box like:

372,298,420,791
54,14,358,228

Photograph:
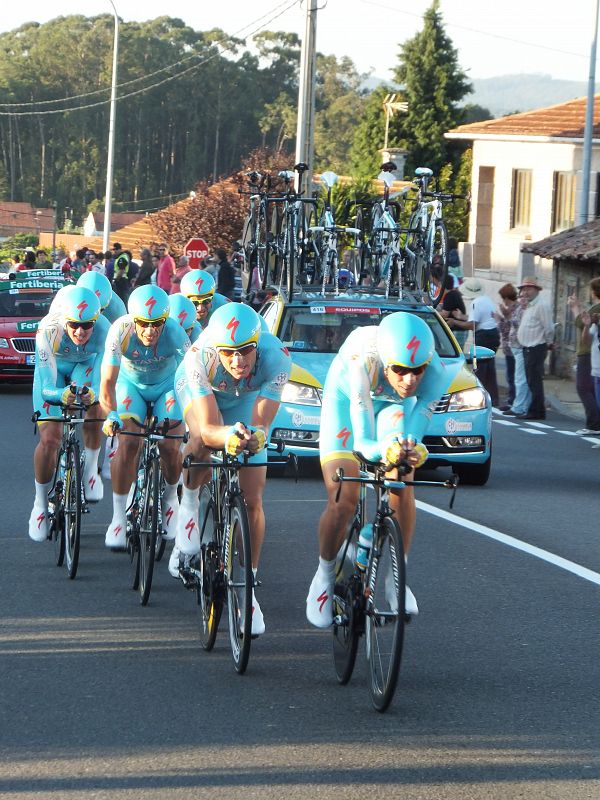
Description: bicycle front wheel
64,442,82,580
366,516,406,712
197,483,223,651
226,494,253,674
425,219,449,307
138,457,160,606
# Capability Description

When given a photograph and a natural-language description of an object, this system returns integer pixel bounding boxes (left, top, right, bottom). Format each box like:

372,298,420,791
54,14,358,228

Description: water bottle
355,523,374,571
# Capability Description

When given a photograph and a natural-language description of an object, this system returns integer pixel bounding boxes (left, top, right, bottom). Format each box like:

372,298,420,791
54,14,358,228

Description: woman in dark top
132,248,155,287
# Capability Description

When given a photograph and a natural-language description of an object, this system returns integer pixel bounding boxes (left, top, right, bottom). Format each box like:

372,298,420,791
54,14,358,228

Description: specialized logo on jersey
336,427,351,448
165,396,175,411
123,396,132,411
317,590,329,613
77,300,88,320
226,316,239,343
145,296,157,317
407,335,420,365
85,366,93,377
43,401,50,414
390,410,405,425
281,346,289,356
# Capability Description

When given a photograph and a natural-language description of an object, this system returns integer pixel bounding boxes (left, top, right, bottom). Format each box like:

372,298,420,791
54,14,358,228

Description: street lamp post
102,0,119,254
577,0,600,226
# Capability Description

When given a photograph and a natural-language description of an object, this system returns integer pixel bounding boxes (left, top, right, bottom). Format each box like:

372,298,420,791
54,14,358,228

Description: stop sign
184,237,210,269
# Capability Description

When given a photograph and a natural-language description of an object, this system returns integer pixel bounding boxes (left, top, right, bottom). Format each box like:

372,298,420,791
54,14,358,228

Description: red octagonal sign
184,237,210,269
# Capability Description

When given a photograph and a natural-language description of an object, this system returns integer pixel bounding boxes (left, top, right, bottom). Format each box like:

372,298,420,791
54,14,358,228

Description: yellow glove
252,428,267,453
225,427,243,456
102,411,122,437
413,442,429,469
61,386,76,406
383,438,403,468
81,387,96,406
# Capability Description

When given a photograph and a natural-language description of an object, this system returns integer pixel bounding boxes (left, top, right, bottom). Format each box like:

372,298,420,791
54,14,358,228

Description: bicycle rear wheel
226,494,252,674
332,519,361,684
197,483,223,651
425,219,448,307
138,457,160,605
64,442,82,580
51,458,65,567
366,516,406,712
298,202,317,285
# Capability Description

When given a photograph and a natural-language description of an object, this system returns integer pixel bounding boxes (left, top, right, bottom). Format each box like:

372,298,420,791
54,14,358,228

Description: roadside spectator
156,243,176,292
132,248,155,287
439,274,467,349
36,249,52,268
516,276,555,420
451,277,500,407
71,248,87,273
502,290,532,418
447,237,463,284
170,255,190,294
150,252,160,284
86,249,105,274
581,288,600,447
105,242,122,282
17,251,37,271
112,250,135,304
216,247,236,299
495,283,518,410
567,280,600,434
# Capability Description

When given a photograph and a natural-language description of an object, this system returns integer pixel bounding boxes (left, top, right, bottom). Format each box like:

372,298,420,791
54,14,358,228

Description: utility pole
578,0,600,226
294,0,318,195
103,0,119,253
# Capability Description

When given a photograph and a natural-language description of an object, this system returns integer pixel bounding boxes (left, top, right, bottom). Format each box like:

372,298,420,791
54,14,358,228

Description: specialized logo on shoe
185,518,195,540
165,507,174,525
407,335,420,364
108,449,116,461
336,427,351,448
37,512,45,529
317,590,329,613
113,525,122,536
88,476,96,490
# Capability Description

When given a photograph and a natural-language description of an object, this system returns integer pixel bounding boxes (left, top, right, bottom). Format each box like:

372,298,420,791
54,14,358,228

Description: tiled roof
0,202,55,234
522,218,600,261
447,94,600,139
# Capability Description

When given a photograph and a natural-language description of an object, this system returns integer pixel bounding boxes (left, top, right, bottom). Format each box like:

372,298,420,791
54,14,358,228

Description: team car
259,289,494,485
0,270,73,381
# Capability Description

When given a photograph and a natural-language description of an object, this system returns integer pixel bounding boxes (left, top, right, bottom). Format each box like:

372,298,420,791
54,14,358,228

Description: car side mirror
465,345,495,364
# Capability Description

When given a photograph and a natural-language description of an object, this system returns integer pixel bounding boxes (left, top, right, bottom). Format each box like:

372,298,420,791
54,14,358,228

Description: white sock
111,493,128,521
34,479,52,507
181,484,199,509
84,447,100,476
163,481,179,507
318,556,336,579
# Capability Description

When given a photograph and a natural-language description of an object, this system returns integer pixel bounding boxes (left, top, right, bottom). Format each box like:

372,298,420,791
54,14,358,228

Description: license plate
26,354,36,365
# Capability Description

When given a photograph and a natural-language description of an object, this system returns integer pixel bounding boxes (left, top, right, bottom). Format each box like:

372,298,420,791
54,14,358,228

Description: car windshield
278,304,458,358
0,290,56,318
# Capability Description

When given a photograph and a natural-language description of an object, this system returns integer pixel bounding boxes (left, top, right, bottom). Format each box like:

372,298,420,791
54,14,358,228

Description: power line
0,0,300,117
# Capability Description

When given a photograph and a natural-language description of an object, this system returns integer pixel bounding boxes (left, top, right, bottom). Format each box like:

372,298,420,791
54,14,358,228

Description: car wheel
454,451,492,486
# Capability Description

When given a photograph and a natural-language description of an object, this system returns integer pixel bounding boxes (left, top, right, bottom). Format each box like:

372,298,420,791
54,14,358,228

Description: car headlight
446,387,487,412
281,381,321,406
0,338,9,348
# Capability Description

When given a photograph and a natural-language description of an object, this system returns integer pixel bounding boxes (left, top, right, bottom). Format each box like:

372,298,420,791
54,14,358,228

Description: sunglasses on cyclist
66,320,95,331
217,343,257,357
388,363,426,376
134,318,165,329
190,297,212,307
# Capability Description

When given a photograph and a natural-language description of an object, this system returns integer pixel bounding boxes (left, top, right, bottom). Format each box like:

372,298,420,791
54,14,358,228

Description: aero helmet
168,293,197,332
180,270,216,300
337,268,355,289
377,312,435,368
63,286,101,323
78,271,112,309
208,302,261,349
128,284,170,322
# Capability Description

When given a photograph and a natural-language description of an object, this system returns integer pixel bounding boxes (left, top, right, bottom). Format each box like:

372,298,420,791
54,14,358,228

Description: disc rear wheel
332,521,361,684
197,484,223,651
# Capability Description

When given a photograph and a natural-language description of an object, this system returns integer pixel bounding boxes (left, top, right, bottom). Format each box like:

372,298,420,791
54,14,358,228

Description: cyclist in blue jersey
306,312,448,627
168,293,201,343
77,270,127,323
172,303,291,636
29,287,110,541
99,285,190,550
179,269,229,331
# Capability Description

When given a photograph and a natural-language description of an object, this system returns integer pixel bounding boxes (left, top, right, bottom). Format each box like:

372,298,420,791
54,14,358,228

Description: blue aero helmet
62,286,101,323
168,293,197,332
77,271,112,309
180,270,216,300
128,284,170,322
377,312,435,368
208,302,262,350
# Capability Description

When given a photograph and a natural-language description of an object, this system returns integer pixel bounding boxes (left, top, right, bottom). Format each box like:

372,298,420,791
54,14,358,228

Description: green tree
348,85,391,179
392,0,472,174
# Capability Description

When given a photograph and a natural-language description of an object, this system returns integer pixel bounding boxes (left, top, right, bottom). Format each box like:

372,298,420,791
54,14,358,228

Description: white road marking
555,430,579,436
522,421,553,429
417,500,600,587
582,437,600,444
493,419,519,427
521,428,546,435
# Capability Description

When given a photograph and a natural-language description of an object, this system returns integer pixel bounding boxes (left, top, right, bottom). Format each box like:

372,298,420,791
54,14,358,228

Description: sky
0,0,597,84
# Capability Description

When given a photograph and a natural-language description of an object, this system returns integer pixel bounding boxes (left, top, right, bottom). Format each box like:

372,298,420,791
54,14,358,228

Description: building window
552,172,576,233
510,169,532,230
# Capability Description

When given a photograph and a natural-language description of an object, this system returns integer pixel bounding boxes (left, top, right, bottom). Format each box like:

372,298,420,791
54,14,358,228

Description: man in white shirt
516,276,554,420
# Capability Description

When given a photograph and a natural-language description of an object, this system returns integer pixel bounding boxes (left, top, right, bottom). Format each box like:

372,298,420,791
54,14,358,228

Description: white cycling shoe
168,545,181,578
28,504,49,542
84,471,103,503
162,500,178,541
240,589,265,636
105,518,127,550
306,569,334,629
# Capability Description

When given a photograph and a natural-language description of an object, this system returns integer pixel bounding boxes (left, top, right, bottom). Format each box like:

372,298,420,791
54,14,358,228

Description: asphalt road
1,384,599,799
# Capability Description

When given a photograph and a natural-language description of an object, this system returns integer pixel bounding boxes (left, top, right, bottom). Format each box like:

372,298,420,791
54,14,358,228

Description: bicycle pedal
179,568,197,590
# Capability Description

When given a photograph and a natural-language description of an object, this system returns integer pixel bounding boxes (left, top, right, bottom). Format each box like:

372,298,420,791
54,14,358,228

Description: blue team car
260,290,494,485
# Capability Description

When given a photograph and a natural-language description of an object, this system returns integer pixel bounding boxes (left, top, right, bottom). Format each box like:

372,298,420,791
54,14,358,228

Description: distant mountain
465,74,587,118
362,73,588,119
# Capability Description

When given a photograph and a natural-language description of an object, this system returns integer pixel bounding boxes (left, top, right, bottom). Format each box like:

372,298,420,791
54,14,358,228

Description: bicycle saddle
414,167,433,178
